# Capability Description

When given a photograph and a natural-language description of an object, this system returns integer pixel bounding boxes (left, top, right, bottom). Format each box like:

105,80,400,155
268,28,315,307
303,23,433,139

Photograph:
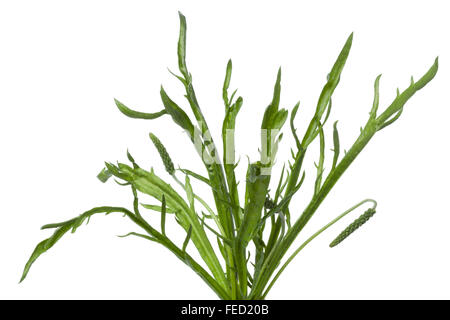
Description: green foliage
114,98,166,120
22,13,438,300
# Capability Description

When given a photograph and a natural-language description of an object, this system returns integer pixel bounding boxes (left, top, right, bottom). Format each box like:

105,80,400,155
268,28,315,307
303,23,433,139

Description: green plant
21,12,438,300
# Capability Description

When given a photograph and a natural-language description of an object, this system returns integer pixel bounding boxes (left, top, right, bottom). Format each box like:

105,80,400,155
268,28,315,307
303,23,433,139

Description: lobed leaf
21,206,135,283
376,57,438,127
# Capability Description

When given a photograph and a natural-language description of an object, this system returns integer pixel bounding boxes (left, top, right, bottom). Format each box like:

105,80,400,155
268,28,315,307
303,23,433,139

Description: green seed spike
329,208,376,248
149,133,175,175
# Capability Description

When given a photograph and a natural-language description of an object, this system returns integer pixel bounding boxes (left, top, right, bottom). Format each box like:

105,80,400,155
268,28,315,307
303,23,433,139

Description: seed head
330,208,376,248
149,133,175,175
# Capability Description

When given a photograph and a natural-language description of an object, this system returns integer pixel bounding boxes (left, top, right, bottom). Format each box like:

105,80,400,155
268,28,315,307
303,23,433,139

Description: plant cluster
21,13,438,300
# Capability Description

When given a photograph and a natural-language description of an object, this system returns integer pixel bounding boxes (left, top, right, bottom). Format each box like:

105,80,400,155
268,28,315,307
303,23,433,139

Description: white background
1,0,449,299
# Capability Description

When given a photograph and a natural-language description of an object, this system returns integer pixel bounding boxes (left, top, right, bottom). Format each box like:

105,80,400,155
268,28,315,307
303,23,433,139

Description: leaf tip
114,98,123,108
19,273,26,283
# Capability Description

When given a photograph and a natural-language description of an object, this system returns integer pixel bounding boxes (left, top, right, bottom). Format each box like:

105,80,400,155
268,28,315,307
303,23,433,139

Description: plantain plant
21,12,438,300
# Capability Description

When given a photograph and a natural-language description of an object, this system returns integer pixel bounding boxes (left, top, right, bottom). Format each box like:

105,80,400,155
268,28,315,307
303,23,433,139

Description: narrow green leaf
177,12,189,80
200,217,232,246
160,86,194,137
229,89,238,105
376,57,438,125
414,57,439,90
182,225,192,252
167,68,187,85
261,68,282,130
370,75,382,119
317,33,353,116
114,179,130,186
161,195,167,235
272,109,288,130
273,164,286,203
131,186,142,219
127,149,139,169
20,206,135,282
20,224,72,283
104,162,132,181
114,98,166,120
331,121,340,170
302,33,353,148
322,98,333,126
378,107,403,131
314,122,325,195
140,203,176,214
216,237,228,261
223,59,232,108
185,175,195,211
271,67,282,111
290,102,301,150
179,168,211,186
118,232,160,243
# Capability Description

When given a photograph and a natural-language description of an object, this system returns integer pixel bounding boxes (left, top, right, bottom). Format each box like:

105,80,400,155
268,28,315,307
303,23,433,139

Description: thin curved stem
261,199,377,299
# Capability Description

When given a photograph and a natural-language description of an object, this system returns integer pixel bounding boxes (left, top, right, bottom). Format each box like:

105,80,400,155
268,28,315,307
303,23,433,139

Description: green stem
250,122,378,299
127,209,231,299
173,173,237,299
261,199,377,299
